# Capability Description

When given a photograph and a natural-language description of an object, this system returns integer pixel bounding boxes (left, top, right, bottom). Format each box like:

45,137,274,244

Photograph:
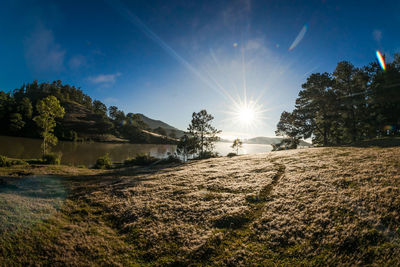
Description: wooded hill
0,80,177,144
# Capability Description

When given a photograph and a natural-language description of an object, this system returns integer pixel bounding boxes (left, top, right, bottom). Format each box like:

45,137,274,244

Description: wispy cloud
24,24,65,72
88,72,121,84
373,29,382,42
68,55,86,69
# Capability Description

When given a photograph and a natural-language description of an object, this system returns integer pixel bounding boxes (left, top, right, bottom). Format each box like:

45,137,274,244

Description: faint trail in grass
193,158,286,264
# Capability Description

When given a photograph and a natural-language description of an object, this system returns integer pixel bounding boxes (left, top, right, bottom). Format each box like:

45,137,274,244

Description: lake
0,136,272,166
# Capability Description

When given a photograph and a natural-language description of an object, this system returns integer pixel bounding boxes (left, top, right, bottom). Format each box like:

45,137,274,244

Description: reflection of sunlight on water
214,142,272,156
0,175,66,234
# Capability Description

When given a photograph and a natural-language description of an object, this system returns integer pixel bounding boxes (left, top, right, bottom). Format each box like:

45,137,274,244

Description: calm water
0,136,272,166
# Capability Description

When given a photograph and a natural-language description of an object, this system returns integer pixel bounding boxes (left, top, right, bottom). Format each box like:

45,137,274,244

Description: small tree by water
33,96,65,156
231,138,243,154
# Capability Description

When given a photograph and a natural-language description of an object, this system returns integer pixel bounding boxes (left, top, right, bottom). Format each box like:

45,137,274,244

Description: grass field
0,146,399,266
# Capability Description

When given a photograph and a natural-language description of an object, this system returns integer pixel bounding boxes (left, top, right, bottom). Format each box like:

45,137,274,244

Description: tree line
0,80,159,143
276,54,400,146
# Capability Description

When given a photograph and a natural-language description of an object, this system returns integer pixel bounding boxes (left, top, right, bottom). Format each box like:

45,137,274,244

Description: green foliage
17,97,33,119
187,110,221,158
0,155,28,167
277,55,400,146
9,113,25,132
124,154,157,166
0,80,153,144
42,153,62,165
33,96,65,155
0,155,9,167
94,153,112,169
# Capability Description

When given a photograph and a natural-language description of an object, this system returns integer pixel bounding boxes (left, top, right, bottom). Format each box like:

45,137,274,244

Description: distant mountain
244,136,311,146
136,114,185,138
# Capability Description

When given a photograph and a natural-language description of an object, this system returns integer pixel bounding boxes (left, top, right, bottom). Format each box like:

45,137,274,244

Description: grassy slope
0,147,399,266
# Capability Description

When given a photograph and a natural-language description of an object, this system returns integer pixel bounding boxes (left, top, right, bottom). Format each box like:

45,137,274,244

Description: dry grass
1,147,399,265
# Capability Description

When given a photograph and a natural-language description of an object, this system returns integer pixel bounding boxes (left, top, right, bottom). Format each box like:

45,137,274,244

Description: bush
124,154,158,166
0,155,10,167
198,151,219,159
94,153,112,169
159,154,182,164
9,159,28,166
42,153,62,165
0,156,27,167
227,152,237,157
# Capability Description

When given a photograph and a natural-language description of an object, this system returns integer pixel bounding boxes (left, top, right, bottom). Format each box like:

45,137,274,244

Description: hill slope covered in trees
0,81,177,144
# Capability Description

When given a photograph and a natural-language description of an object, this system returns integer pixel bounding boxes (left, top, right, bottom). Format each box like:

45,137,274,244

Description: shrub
124,154,158,166
94,153,112,169
159,154,182,164
227,152,237,157
42,153,62,165
0,155,10,167
9,159,28,166
198,151,219,159
0,156,27,167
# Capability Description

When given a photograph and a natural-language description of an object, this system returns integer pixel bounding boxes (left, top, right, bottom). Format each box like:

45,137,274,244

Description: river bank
1,146,399,265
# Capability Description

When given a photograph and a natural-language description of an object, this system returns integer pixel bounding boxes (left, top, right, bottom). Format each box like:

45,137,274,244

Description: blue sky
1,0,399,138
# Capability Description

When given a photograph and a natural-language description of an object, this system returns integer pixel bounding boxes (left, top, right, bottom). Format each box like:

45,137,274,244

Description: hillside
57,100,127,142
56,101,175,144
137,113,185,137
1,146,399,265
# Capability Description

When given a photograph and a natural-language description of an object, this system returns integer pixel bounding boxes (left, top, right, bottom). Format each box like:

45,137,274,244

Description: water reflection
0,136,272,166
0,136,176,166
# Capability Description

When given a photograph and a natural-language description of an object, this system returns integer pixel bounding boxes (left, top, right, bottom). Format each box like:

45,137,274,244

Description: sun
238,106,255,124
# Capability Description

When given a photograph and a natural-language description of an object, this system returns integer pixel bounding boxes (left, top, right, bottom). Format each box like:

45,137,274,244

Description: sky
1,0,399,139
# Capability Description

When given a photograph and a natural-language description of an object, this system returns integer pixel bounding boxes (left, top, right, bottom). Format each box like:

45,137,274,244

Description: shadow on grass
0,175,67,199
346,137,400,148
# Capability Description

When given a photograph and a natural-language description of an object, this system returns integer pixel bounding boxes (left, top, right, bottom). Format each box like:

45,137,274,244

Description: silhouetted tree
187,109,221,158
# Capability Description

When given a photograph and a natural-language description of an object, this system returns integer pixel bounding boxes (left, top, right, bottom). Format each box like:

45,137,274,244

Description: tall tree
295,72,335,145
187,110,221,157
33,96,65,155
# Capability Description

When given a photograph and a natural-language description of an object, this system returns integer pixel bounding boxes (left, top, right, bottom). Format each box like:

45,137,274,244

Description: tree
176,134,197,162
231,138,243,154
187,110,221,158
93,100,107,116
9,113,25,133
17,97,33,120
33,96,65,156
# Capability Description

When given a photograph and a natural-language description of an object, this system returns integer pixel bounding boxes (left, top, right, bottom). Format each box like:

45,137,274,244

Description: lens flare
376,50,386,71
289,24,308,51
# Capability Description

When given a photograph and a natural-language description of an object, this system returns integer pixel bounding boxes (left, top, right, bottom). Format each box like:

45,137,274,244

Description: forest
276,54,400,146
0,80,167,143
